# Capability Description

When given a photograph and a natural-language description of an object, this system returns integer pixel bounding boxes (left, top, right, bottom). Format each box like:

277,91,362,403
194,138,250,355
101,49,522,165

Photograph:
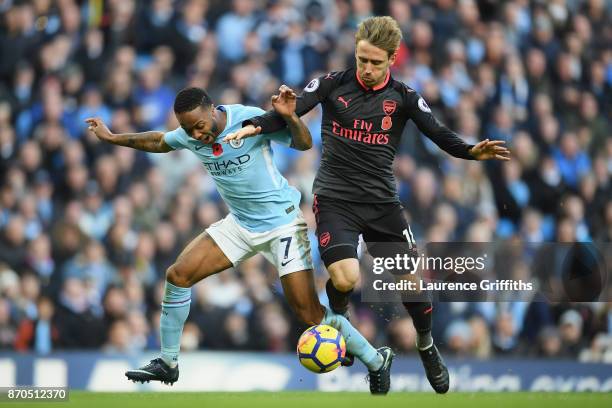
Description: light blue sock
160,281,191,368
321,306,383,371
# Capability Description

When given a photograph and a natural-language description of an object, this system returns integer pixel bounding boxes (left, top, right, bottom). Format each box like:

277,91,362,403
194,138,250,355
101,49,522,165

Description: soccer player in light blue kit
85,85,394,394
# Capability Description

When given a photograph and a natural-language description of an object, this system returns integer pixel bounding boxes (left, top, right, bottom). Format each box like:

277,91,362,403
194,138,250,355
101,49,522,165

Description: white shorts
205,213,313,277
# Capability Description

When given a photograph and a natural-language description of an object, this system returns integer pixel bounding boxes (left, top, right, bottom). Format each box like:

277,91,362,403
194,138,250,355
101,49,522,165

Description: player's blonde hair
355,16,402,57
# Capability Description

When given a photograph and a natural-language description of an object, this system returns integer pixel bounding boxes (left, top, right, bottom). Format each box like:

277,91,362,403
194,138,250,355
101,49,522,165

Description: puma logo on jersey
338,96,352,108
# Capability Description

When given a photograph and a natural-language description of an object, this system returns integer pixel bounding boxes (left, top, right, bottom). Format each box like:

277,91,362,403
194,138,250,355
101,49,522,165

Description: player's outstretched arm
407,93,510,161
85,117,173,153
272,85,312,151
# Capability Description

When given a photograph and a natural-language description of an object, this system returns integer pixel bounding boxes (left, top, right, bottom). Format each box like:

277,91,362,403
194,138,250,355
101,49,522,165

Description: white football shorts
205,212,314,277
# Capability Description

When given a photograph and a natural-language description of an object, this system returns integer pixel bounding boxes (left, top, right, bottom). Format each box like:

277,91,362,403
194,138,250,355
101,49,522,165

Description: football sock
322,306,384,371
417,331,434,350
403,301,434,350
160,281,192,368
325,279,352,316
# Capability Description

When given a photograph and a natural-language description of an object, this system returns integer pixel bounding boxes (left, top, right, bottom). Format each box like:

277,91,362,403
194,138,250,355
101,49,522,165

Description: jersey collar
355,69,391,92
215,105,230,140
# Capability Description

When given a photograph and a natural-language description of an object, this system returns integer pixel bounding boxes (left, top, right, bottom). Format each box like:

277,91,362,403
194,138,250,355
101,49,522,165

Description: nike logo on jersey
337,96,352,108
194,144,206,151
281,258,295,267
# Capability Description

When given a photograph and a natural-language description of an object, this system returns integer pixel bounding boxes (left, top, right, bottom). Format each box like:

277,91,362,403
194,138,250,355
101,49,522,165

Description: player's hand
223,124,262,142
469,139,511,161
271,84,297,118
85,117,114,143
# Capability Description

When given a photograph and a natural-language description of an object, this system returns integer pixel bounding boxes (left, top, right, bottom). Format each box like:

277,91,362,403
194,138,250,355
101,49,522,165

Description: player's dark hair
173,87,213,113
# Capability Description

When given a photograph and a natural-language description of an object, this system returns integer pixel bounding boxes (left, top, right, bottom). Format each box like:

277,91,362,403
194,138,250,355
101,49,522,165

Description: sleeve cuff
466,144,476,160
243,118,261,128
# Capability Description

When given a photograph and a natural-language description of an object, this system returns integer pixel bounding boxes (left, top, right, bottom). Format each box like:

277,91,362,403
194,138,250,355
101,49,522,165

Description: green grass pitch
4,391,611,408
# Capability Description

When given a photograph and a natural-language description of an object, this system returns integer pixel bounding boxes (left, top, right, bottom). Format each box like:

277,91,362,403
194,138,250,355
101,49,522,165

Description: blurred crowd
0,0,610,362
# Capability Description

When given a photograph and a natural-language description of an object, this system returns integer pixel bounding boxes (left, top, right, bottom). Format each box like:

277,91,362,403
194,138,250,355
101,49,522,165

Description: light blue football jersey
163,104,301,233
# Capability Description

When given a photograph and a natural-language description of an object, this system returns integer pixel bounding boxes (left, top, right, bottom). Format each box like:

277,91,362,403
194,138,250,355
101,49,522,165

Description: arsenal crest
319,232,331,247
383,99,397,116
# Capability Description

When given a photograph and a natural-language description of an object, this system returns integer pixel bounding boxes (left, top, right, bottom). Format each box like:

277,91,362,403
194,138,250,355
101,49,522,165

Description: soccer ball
297,325,346,373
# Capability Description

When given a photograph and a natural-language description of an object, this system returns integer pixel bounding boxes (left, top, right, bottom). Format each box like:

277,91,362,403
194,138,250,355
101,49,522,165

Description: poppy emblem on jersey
383,100,397,115
229,139,244,149
212,143,223,156
381,116,393,131
319,232,331,247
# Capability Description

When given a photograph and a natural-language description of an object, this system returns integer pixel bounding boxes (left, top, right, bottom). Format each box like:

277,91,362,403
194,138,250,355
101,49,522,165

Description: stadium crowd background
0,0,610,362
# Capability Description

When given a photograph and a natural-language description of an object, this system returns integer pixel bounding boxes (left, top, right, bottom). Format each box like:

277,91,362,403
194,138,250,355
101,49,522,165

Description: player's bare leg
126,232,232,385
280,269,393,395
279,269,324,325
166,231,233,286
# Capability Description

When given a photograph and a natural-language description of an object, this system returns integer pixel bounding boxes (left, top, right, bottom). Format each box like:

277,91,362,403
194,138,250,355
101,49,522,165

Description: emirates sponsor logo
331,121,390,145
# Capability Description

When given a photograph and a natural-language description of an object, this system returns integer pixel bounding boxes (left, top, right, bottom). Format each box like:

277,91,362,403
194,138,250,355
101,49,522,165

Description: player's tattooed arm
272,85,312,150
283,113,312,150
85,117,173,153
114,131,173,153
